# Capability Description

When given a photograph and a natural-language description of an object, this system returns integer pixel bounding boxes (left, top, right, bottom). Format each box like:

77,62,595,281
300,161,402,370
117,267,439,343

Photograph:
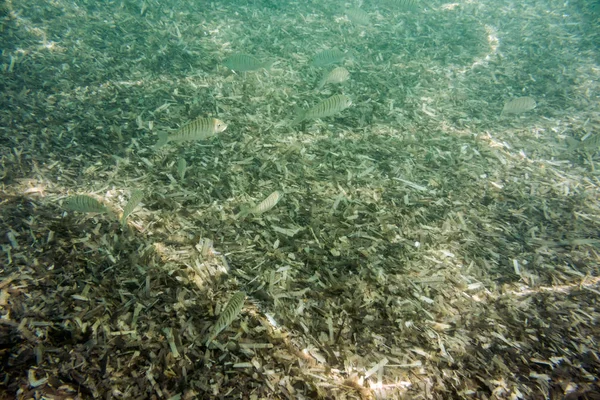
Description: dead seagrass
177,158,187,181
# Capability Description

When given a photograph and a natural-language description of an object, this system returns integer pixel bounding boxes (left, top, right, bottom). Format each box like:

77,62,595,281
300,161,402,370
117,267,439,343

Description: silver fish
64,195,108,214
501,97,536,116
251,191,281,215
346,8,370,25
292,94,352,126
385,0,420,11
120,189,143,226
236,191,282,219
156,117,227,148
311,48,346,67
206,291,246,346
223,54,274,72
316,67,350,90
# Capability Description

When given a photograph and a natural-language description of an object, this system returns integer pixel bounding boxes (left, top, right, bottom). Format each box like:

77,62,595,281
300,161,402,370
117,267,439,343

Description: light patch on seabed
453,24,500,75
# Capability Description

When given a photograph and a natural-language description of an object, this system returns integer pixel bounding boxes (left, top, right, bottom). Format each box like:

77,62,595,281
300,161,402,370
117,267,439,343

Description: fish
155,117,227,148
63,195,108,214
311,48,346,67
235,191,282,219
346,8,370,25
579,134,600,150
223,54,274,72
120,189,143,226
206,291,246,346
292,94,352,126
567,134,600,153
316,67,350,90
501,97,536,116
252,191,281,215
385,0,420,11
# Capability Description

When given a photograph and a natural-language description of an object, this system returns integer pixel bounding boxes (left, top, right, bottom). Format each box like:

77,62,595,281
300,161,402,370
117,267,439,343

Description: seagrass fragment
177,158,187,181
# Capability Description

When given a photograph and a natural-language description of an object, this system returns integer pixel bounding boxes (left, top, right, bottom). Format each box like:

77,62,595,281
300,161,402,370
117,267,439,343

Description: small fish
235,191,282,219
501,97,536,116
346,8,370,25
120,189,143,226
567,134,600,153
206,291,246,346
155,117,227,148
223,54,274,72
311,48,346,67
64,195,108,214
292,94,352,126
386,0,420,11
316,67,350,90
252,191,281,215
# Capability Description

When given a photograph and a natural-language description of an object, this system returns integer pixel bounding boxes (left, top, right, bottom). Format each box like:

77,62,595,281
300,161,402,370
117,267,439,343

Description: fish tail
290,115,305,127
235,205,252,220
205,332,216,347
154,131,169,149
262,59,276,70
290,107,305,127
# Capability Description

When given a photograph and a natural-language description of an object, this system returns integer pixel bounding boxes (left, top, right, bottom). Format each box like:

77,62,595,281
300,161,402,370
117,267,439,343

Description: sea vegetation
0,0,599,398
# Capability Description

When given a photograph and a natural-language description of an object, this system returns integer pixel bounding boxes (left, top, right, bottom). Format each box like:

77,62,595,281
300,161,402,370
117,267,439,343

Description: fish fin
235,205,252,220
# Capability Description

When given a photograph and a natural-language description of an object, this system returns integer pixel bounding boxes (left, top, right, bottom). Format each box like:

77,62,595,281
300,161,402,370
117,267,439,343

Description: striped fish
251,191,281,215
346,8,370,25
311,48,346,67
120,189,143,226
155,117,227,148
501,97,536,116
223,54,274,72
64,195,108,214
206,291,246,346
292,94,352,126
316,67,350,90
385,0,420,11
568,134,600,153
